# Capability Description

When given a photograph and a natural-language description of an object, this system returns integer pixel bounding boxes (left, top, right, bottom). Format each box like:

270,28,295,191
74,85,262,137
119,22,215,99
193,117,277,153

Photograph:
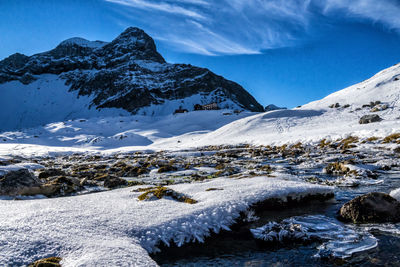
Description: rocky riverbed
1,134,400,266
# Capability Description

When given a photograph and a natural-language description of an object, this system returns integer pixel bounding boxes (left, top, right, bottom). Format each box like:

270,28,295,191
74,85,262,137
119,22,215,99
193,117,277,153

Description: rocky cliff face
0,27,263,114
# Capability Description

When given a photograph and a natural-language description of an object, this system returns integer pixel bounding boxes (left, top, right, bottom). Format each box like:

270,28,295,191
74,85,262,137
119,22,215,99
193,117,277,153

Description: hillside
186,63,400,147
0,61,399,156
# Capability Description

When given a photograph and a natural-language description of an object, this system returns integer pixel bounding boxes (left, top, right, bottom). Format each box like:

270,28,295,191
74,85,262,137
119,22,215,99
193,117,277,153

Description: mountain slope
0,27,263,130
1,62,399,157
187,63,400,147
302,63,400,109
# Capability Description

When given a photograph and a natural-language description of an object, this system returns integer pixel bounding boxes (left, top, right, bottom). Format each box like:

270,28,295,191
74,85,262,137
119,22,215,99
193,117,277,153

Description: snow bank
0,176,332,266
0,162,44,175
390,188,400,201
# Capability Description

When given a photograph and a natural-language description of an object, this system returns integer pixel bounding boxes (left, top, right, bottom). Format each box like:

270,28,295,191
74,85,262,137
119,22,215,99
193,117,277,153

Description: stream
153,170,400,266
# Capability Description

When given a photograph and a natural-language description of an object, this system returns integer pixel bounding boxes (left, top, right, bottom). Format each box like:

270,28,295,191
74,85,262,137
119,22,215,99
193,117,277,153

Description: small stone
338,192,400,223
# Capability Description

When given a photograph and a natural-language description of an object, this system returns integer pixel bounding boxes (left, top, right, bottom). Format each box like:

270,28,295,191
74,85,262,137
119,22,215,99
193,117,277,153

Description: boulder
0,169,41,196
38,169,67,179
338,192,400,223
103,176,127,188
359,114,382,124
19,176,81,197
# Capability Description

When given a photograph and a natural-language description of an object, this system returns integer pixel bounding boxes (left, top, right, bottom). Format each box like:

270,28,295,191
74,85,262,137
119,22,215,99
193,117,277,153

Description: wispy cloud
319,0,400,30
106,0,205,19
105,0,400,55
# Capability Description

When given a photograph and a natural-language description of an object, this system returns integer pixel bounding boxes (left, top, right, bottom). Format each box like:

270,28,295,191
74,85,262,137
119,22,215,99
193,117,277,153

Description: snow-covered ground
1,63,399,157
0,74,130,131
0,175,332,266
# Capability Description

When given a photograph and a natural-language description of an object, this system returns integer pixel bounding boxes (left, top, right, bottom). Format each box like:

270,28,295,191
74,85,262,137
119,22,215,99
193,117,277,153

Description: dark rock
394,146,400,153
158,165,178,173
103,176,127,188
359,114,382,124
0,169,41,196
0,53,29,71
338,192,400,223
38,169,67,179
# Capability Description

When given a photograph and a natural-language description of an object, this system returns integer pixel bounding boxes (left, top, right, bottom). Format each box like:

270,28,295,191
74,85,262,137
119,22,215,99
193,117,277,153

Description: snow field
0,175,332,266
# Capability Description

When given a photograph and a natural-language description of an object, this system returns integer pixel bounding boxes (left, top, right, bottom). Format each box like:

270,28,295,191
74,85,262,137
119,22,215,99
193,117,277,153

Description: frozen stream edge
0,175,332,266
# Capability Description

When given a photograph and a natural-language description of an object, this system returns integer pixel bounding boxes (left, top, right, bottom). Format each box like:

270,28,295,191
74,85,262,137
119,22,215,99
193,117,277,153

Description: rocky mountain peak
102,27,165,63
0,53,29,72
0,27,264,116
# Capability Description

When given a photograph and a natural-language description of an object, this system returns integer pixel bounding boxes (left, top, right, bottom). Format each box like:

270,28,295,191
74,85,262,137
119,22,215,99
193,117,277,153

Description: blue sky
1,0,400,108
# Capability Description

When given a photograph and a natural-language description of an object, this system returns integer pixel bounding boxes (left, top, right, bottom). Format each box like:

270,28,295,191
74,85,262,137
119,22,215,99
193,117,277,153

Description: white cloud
319,0,400,31
105,0,400,55
106,0,205,19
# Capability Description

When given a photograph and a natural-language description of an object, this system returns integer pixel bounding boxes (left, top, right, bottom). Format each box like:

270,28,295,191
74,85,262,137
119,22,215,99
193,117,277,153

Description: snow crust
0,176,332,266
390,188,400,201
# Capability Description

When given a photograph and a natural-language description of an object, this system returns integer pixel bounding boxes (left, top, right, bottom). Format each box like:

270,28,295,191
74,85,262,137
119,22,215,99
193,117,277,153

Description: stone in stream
338,192,400,224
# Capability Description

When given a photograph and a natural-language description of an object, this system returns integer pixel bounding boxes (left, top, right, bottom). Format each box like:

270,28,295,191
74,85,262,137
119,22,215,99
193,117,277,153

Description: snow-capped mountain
190,63,400,146
302,63,400,110
1,62,399,157
0,27,263,130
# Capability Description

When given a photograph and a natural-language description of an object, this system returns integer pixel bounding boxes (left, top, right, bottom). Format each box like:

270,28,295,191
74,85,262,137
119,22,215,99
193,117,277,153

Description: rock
324,162,352,176
0,169,41,196
338,192,400,223
394,146,400,153
158,165,178,173
103,176,127,188
29,256,62,267
329,103,340,108
22,176,81,197
264,104,287,112
371,104,388,112
359,114,382,124
38,169,67,179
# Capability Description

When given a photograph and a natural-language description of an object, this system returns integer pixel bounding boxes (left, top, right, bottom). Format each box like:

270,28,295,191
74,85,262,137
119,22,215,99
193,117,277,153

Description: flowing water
153,171,400,266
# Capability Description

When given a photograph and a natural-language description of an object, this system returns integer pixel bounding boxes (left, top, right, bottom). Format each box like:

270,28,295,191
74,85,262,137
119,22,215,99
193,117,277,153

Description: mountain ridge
0,27,263,123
